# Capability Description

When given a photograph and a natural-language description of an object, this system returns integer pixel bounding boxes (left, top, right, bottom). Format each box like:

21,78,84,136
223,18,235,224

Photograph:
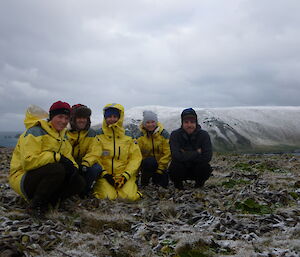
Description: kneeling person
93,103,142,201
169,108,213,190
137,110,171,188
68,104,103,196
9,101,85,217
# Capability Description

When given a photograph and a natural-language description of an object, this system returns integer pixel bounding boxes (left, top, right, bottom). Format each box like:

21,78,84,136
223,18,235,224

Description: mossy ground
1,149,299,256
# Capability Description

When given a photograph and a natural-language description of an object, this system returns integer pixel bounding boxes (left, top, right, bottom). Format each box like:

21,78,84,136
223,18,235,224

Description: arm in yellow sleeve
157,138,171,172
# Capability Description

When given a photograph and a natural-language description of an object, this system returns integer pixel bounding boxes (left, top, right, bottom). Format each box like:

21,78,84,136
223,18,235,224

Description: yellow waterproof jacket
67,129,102,167
137,122,171,172
93,103,142,200
9,108,77,199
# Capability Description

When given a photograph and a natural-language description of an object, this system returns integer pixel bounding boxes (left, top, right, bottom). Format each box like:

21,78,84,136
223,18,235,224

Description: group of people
9,101,213,217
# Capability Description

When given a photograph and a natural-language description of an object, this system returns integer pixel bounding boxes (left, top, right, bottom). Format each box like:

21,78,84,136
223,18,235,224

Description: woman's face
51,114,69,131
106,115,119,125
144,120,157,132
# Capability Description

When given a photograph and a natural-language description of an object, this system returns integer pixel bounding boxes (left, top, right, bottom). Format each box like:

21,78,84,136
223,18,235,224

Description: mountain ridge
93,105,300,153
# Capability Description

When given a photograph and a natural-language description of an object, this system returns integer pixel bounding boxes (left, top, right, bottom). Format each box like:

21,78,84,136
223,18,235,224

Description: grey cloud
0,0,300,131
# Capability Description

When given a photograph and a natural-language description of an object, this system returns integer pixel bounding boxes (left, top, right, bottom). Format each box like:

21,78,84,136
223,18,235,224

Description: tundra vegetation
0,148,299,257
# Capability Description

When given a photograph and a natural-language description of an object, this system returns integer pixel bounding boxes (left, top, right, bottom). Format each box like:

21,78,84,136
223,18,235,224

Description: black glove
103,174,115,187
59,155,76,177
79,165,88,174
59,155,74,168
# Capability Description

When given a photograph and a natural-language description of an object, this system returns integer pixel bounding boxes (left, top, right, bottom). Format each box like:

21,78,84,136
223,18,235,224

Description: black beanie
181,108,198,124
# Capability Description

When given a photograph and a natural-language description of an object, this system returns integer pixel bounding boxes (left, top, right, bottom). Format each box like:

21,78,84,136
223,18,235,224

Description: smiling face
51,114,70,132
75,117,88,130
182,120,197,134
105,114,120,125
144,120,157,132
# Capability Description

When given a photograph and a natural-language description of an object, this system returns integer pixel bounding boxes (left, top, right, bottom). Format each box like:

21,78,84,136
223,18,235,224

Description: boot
174,180,184,190
195,180,205,188
27,198,47,219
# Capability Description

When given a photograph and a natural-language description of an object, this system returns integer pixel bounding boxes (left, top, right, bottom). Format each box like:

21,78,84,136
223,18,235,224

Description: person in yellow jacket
67,104,103,197
136,110,171,188
9,101,85,218
93,103,142,201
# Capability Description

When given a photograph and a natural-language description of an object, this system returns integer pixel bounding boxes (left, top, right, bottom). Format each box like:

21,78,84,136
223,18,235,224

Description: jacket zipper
72,132,80,157
151,136,156,158
111,127,116,175
57,131,63,153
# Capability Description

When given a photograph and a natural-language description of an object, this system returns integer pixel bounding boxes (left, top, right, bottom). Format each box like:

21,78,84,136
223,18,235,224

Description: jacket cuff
156,169,164,175
122,171,131,180
53,152,61,162
81,161,90,167
101,171,108,177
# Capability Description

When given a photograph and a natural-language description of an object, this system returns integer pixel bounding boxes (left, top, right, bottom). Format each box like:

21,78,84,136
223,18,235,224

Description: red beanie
49,101,71,120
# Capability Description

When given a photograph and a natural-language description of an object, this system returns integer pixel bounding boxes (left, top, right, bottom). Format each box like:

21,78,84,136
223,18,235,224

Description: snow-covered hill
94,106,300,153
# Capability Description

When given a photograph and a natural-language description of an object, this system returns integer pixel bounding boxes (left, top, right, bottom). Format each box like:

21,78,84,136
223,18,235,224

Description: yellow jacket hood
102,103,125,137
24,105,49,129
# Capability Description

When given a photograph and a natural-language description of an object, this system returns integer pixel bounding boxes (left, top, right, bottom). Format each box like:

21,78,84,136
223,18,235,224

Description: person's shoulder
124,130,139,142
170,128,182,136
94,128,104,136
24,125,47,137
135,130,143,139
160,129,170,139
86,128,97,137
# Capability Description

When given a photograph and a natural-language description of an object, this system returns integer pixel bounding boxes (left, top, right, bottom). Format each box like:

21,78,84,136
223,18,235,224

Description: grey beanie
143,110,158,125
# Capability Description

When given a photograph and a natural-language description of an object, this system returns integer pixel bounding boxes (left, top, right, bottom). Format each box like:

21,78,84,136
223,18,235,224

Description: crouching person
93,103,142,201
68,104,103,197
9,101,85,218
137,110,171,188
169,108,213,190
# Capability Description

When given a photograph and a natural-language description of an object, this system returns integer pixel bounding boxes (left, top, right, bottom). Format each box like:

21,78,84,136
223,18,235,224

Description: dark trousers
169,160,212,189
80,163,102,196
140,157,169,188
23,163,85,208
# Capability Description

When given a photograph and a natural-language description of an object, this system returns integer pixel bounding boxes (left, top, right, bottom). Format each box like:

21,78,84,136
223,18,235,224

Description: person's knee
44,163,67,179
86,164,103,180
142,157,158,172
196,162,212,174
169,160,186,179
74,174,86,193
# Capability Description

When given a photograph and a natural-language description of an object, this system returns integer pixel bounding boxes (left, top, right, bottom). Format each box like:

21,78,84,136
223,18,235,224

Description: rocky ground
0,148,300,257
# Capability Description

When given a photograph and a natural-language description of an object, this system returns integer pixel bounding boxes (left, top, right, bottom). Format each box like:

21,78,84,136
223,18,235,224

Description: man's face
75,117,88,130
182,120,197,134
144,120,157,132
106,115,119,125
51,114,69,132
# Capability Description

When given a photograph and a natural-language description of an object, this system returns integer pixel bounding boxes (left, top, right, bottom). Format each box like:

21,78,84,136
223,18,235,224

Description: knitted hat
70,104,92,130
104,107,120,119
143,110,158,125
181,108,197,123
49,101,71,120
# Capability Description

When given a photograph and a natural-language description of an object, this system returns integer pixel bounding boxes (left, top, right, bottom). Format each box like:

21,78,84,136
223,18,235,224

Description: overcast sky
1,0,300,131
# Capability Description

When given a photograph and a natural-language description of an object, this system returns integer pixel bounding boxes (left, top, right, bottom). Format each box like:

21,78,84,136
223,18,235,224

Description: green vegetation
221,179,251,188
233,162,252,172
235,198,272,214
288,192,299,200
